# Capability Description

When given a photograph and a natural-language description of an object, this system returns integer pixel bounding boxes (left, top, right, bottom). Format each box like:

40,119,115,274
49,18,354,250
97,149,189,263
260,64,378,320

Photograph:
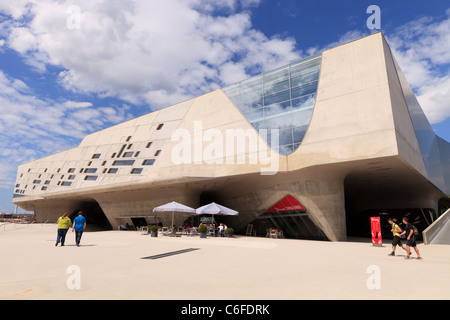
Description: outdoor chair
207,227,215,237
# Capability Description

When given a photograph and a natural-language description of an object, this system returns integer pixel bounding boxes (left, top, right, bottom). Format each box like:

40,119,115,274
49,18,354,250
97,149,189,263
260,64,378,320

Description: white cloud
387,11,450,124
1,0,301,109
0,0,30,19
0,70,133,189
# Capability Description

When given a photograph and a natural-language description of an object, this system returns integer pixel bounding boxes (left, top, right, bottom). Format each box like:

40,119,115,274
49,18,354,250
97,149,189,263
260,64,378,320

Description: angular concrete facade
13,33,450,241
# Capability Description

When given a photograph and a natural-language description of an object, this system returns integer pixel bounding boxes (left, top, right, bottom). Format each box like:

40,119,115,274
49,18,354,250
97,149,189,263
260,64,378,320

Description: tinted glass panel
143,159,155,165
131,168,143,174
291,82,318,99
222,54,321,155
264,89,290,106
113,160,135,166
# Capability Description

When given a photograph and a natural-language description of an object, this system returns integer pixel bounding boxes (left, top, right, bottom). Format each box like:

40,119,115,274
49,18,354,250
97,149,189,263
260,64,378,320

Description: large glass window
222,54,321,155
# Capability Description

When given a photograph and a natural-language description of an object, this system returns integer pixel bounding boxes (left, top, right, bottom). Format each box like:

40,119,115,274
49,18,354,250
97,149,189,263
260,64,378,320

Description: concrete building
12,32,450,241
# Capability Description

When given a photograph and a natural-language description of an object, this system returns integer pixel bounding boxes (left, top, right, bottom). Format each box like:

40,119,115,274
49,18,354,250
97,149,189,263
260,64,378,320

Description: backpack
412,224,419,237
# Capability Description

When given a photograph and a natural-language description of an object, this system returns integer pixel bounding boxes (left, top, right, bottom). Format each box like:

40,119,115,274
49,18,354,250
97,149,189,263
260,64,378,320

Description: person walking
387,218,407,256
398,217,422,259
72,211,87,247
56,213,72,246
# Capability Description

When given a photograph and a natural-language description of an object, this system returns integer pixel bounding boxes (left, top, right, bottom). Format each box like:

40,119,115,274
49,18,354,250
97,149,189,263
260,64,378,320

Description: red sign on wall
265,195,306,213
370,216,382,246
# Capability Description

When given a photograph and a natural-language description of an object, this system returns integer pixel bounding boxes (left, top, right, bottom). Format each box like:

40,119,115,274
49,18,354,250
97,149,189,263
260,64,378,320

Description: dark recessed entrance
250,195,328,241
69,201,112,231
346,208,433,241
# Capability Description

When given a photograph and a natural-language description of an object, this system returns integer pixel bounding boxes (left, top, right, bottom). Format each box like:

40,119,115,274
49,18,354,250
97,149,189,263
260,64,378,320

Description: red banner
370,217,382,246
265,195,306,213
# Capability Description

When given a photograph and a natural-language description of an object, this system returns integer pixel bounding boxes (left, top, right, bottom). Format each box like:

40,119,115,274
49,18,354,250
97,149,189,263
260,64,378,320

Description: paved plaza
1,223,449,300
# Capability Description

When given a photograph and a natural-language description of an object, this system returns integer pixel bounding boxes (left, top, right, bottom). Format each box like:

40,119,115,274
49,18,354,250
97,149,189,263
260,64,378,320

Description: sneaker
388,252,395,256
405,255,410,259
55,241,59,246
416,257,422,260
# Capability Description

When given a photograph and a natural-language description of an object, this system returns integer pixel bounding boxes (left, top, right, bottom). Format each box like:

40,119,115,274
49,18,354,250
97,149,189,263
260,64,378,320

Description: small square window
92,153,101,159
41,186,47,191
102,161,107,166
135,151,140,157
156,124,164,130
68,175,76,180
112,160,135,166
142,159,155,166
61,181,72,186
146,142,153,148
123,152,133,158
108,168,118,174
154,150,161,156
112,153,117,158
85,168,97,174
68,168,76,173
126,136,132,142
127,144,133,149
84,175,98,181
131,168,143,174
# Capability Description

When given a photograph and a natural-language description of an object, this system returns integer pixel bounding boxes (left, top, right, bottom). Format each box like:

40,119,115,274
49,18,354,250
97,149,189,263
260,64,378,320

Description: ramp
423,209,450,245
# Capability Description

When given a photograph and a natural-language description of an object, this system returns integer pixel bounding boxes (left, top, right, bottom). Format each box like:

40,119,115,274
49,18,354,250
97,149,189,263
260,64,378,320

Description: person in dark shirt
398,217,422,259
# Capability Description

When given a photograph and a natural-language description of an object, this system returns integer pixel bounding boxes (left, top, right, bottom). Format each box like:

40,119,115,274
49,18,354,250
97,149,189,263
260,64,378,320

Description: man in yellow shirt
56,213,72,246
388,217,407,256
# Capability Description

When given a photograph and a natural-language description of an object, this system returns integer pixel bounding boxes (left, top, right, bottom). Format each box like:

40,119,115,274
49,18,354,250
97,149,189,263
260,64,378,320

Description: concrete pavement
1,224,449,300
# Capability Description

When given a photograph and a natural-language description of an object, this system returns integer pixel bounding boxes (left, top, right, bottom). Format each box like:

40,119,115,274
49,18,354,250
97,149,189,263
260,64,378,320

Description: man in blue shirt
72,211,87,247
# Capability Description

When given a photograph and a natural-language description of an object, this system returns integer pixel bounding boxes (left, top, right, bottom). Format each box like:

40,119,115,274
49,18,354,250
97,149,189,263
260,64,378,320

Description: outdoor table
161,227,170,236
267,228,283,239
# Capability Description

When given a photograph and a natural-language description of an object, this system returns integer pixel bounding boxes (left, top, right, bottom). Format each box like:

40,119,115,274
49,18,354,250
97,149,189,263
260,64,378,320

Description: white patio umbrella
195,202,239,216
152,201,196,227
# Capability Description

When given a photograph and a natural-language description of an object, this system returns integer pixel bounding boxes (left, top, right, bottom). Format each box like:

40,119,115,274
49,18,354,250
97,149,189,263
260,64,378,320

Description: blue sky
0,0,449,213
